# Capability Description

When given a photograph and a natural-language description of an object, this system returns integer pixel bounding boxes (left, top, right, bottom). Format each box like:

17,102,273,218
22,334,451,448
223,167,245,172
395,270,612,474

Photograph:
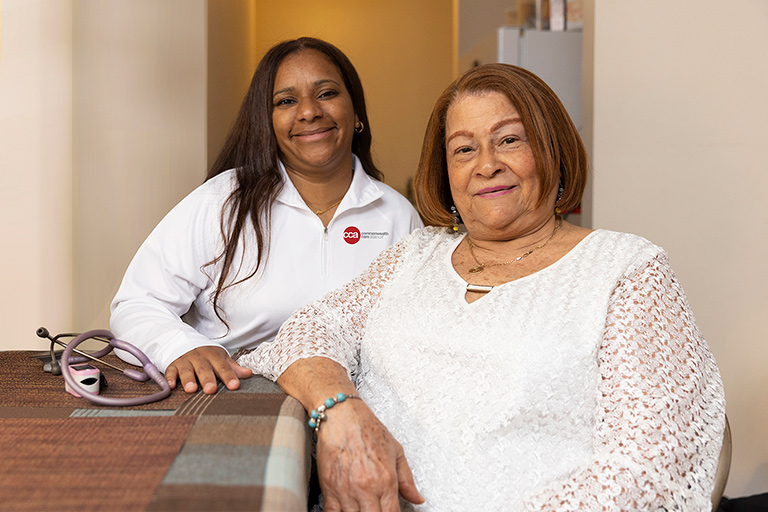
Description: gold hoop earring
354,121,364,133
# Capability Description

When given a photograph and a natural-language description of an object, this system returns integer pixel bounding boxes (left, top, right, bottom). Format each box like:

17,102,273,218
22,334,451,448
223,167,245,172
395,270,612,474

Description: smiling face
272,49,357,178
445,91,557,240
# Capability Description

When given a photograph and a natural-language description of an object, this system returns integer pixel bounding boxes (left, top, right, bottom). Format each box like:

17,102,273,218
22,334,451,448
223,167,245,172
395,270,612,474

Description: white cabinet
459,28,582,132
498,27,583,131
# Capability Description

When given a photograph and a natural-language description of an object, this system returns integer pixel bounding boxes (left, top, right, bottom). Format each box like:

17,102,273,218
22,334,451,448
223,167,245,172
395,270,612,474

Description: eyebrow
445,130,472,145
273,79,342,97
446,116,524,144
491,117,523,133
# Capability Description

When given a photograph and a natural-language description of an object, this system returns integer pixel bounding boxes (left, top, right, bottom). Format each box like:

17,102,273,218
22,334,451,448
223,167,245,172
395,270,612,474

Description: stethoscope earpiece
38,326,62,374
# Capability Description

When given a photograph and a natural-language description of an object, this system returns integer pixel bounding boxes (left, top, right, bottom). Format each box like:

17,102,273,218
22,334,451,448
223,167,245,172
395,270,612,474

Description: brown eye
274,97,296,107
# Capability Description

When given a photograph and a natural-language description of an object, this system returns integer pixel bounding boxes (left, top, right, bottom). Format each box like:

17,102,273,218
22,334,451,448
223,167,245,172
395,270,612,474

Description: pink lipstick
477,185,516,197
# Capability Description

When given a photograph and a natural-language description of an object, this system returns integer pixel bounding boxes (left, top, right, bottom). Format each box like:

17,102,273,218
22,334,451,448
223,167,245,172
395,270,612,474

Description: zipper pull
321,226,329,278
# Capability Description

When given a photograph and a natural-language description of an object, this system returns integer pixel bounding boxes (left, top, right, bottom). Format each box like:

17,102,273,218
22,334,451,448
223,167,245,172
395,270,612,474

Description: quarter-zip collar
275,154,385,217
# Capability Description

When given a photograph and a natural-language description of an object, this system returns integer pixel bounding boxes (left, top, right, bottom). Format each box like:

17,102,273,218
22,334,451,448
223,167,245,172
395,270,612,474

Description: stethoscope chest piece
65,363,101,397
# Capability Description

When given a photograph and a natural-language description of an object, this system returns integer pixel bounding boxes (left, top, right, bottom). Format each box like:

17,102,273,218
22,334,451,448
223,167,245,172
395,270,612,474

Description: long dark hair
205,37,381,327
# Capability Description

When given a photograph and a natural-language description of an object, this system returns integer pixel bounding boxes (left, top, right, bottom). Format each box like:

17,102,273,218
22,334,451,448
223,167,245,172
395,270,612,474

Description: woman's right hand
316,398,424,512
165,346,252,394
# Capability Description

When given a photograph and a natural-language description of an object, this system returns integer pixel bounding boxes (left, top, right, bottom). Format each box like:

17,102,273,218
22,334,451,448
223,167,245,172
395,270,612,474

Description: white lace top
239,227,726,511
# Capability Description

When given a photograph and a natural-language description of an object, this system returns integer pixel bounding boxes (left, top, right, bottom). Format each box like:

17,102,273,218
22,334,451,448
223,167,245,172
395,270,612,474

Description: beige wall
252,0,454,196
0,0,207,351
0,0,74,350
457,0,512,55
73,0,208,335
207,0,257,169
584,0,768,497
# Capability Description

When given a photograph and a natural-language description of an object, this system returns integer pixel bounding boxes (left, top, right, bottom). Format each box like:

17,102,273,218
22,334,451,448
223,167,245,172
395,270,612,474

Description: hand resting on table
165,346,252,394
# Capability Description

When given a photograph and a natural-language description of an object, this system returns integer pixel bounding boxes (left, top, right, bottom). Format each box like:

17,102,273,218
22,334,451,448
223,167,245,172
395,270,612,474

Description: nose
297,96,323,121
476,146,504,177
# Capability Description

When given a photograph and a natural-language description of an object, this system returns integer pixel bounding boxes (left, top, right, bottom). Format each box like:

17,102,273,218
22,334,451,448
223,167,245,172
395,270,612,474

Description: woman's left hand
276,357,424,510
316,398,424,511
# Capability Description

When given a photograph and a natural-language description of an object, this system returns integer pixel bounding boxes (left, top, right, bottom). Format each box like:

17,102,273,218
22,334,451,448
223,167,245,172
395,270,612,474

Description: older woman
239,64,725,511
110,38,422,395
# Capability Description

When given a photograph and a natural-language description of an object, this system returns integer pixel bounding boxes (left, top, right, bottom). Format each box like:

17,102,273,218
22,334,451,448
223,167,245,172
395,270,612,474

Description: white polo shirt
110,156,422,371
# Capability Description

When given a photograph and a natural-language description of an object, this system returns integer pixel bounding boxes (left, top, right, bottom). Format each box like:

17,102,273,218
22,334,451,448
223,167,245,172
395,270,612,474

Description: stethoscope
36,327,171,406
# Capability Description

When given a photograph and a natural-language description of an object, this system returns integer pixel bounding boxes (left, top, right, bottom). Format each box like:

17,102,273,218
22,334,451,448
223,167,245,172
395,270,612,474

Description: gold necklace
312,198,343,216
466,217,562,275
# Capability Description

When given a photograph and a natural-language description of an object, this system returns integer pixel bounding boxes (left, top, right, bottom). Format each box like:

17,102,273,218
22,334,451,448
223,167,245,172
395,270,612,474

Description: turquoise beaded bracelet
308,393,361,432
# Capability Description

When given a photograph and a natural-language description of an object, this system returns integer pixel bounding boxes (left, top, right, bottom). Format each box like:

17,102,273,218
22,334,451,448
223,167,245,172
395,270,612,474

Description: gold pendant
468,265,485,274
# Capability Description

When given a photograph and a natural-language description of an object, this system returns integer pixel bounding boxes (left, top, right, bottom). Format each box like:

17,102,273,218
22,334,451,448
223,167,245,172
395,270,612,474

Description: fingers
324,487,384,512
395,450,424,505
191,354,220,394
165,347,250,394
170,355,203,393
323,495,342,512
164,364,179,390
322,463,401,512
344,467,388,512
229,358,253,380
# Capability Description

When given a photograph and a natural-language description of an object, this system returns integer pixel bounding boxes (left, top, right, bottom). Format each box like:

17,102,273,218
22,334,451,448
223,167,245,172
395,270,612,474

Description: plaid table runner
0,351,310,511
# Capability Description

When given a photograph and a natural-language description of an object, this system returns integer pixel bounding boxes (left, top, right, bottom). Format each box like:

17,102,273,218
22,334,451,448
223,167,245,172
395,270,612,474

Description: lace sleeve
237,239,409,382
526,253,726,512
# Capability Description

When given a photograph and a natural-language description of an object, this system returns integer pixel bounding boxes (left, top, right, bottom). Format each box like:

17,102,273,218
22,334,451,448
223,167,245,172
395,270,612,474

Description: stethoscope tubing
60,329,171,406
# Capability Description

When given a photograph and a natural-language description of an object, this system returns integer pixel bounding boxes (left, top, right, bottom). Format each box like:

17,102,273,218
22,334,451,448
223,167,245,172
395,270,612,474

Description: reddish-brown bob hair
414,63,587,226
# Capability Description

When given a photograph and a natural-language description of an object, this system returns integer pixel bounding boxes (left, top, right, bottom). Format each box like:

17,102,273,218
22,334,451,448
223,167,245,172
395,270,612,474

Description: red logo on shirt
343,226,361,244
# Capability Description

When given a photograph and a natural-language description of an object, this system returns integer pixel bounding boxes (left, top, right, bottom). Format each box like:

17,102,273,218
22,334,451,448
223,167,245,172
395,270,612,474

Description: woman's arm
240,235,425,511
525,253,726,512
278,357,423,512
110,180,250,392
239,233,415,381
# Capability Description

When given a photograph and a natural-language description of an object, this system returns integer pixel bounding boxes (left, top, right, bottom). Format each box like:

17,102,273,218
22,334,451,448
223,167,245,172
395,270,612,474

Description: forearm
527,254,725,511
276,356,358,413
110,301,218,371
